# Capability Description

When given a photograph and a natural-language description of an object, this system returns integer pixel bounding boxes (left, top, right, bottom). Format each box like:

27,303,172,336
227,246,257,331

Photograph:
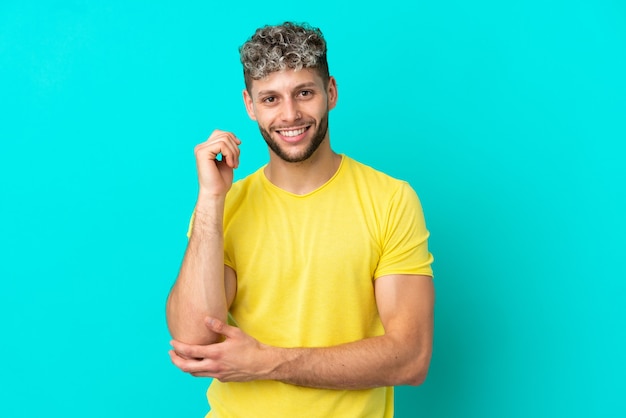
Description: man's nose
280,98,301,121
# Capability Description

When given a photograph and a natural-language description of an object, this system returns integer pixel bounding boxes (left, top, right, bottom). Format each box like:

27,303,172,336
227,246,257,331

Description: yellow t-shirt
204,156,433,418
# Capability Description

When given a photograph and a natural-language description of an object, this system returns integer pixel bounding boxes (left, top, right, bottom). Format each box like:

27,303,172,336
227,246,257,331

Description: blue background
1,1,624,416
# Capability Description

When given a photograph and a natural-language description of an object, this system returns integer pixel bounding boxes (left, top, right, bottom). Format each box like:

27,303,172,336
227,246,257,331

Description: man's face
243,68,337,163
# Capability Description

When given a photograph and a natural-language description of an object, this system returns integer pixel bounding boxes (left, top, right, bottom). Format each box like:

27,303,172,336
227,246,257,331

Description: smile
277,127,309,137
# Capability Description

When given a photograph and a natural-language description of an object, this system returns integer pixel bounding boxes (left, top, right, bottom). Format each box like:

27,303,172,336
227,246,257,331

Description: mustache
271,121,315,131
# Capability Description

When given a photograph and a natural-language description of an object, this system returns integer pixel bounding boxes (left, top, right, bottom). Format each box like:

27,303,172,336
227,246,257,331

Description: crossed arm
169,273,434,390
167,131,434,389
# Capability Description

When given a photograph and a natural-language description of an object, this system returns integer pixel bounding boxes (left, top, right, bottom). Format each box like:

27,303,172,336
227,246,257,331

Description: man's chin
273,149,313,164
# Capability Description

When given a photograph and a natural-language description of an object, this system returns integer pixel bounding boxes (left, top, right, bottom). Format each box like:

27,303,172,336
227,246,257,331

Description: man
166,22,434,417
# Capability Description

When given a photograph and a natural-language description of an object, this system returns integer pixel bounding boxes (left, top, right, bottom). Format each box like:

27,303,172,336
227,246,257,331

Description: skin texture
166,68,435,389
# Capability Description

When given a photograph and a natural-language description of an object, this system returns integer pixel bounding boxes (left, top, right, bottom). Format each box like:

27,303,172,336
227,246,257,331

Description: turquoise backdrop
1,1,624,417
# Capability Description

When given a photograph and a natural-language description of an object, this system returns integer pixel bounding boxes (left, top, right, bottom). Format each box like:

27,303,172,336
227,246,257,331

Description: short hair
239,22,330,92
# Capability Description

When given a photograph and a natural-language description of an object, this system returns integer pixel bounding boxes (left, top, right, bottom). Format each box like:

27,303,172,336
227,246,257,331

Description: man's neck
264,146,342,195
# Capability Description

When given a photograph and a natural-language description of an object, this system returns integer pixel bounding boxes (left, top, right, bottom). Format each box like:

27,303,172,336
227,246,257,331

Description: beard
258,112,329,163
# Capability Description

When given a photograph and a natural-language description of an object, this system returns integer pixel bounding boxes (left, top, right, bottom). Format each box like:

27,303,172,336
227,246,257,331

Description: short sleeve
374,182,434,279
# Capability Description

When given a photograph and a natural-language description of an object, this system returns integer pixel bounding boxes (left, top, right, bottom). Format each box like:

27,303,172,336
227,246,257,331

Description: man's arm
165,130,240,345
169,274,434,389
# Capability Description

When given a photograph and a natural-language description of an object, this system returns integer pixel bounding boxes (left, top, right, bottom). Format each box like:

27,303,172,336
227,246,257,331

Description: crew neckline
260,154,347,198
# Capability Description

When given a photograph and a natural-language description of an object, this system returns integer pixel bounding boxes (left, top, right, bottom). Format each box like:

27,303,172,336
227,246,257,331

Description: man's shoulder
224,167,265,210
343,155,409,190
230,166,265,191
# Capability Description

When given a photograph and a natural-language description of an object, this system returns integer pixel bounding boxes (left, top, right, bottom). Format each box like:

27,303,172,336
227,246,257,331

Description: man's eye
263,97,275,103
300,90,312,97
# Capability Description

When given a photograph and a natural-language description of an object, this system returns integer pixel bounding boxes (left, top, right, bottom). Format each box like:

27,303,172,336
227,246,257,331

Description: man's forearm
166,199,229,345
266,334,431,390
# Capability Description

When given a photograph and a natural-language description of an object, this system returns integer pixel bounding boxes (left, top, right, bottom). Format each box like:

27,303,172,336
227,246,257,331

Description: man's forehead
250,68,324,95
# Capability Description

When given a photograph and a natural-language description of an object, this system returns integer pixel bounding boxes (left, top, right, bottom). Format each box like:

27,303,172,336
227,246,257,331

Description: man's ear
242,89,257,121
327,76,338,111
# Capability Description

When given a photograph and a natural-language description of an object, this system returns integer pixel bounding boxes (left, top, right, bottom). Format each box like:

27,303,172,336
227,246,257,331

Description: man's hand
194,130,241,199
169,317,275,382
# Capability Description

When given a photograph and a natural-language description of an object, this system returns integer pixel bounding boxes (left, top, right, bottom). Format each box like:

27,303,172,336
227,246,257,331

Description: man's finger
169,349,219,376
169,340,208,360
204,317,239,338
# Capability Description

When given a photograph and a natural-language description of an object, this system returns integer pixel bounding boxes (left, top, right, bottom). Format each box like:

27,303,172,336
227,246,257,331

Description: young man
166,22,435,417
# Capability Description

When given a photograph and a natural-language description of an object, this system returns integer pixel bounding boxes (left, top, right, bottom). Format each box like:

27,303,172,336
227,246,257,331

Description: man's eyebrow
256,82,319,97
293,82,319,90
256,89,277,97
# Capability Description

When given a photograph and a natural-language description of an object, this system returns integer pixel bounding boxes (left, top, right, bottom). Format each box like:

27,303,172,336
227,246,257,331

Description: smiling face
243,68,337,163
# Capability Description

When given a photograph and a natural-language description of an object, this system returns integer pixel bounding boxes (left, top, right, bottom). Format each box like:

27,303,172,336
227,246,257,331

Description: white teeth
280,128,307,137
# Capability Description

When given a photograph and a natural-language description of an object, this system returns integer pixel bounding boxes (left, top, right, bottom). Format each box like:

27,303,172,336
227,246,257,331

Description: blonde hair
239,22,329,91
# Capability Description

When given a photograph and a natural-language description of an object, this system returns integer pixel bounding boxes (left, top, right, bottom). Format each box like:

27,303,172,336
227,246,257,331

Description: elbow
397,352,432,386
167,317,222,345
401,364,430,386
406,365,429,386
165,295,222,345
